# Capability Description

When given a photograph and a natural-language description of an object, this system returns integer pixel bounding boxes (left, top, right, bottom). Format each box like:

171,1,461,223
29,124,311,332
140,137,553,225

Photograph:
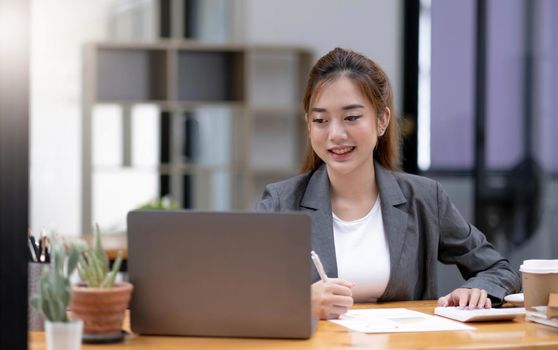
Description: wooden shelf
96,48,168,101
82,41,313,232
176,51,245,102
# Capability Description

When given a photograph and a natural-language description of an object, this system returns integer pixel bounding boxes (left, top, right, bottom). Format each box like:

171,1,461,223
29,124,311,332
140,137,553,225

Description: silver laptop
127,210,315,339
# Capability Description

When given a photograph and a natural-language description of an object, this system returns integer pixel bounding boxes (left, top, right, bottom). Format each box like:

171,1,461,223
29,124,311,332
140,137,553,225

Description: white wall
238,0,402,109
30,0,114,235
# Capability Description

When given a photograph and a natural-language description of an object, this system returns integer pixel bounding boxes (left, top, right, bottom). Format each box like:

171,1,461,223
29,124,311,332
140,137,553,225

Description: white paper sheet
329,308,475,333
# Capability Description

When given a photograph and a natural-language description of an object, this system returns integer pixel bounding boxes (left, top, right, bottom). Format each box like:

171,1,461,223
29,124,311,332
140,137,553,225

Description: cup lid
520,259,558,273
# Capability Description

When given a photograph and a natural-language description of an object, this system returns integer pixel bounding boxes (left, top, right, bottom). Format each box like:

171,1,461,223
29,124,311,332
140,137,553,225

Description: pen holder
29,262,49,331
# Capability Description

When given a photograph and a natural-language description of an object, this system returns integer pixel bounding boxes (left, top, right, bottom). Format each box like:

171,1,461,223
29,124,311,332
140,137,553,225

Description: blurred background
23,0,558,295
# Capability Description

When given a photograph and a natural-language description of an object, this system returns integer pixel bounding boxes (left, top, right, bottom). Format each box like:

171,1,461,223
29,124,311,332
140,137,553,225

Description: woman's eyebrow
341,104,364,111
311,104,364,113
311,107,327,113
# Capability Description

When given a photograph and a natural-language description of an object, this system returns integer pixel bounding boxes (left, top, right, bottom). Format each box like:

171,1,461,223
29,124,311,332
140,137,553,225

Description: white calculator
434,307,525,322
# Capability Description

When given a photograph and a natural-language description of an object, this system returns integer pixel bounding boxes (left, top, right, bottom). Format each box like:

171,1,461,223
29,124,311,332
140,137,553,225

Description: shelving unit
82,41,312,233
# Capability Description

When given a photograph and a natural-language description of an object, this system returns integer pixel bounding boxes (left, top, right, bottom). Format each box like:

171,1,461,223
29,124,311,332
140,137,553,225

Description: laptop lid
127,210,314,339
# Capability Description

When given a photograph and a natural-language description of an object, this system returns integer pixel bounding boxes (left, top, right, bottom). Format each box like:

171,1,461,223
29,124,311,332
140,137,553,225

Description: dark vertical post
523,0,534,157
0,0,30,348
402,0,420,174
160,0,171,38
160,112,171,197
184,0,196,38
473,0,488,226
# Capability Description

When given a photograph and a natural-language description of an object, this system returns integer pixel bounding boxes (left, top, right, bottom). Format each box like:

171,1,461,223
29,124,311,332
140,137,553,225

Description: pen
28,229,38,262
42,236,50,263
28,237,38,262
311,250,329,283
38,230,44,260
38,229,49,263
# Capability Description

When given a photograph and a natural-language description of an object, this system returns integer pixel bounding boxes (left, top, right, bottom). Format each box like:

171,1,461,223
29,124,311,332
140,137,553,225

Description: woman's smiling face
307,75,388,176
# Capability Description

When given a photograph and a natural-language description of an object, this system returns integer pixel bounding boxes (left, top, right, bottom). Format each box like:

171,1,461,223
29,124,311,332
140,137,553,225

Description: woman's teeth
330,147,354,154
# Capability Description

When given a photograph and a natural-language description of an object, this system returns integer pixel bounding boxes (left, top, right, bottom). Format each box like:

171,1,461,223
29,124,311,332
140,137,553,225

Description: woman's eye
345,115,361,122
312,117,326,124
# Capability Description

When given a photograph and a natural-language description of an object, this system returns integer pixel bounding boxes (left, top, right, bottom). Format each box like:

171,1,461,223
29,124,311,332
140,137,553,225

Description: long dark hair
301,48,400,172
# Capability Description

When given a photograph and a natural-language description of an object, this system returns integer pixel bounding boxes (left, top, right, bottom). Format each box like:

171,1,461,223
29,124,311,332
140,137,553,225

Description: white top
333,195,390,302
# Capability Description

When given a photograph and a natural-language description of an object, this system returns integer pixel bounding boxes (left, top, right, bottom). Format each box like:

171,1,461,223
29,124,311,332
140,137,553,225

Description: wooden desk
28,300,558,349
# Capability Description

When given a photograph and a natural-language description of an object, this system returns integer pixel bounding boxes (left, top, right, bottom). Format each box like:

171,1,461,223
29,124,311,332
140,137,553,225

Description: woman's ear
378,107,391,135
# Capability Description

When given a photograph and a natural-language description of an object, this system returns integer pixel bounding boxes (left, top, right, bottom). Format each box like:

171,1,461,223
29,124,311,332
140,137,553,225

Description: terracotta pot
70,282,133,334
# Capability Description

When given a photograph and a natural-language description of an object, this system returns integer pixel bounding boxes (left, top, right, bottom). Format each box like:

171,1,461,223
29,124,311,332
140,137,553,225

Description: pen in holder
28,229,54,330
28,261,49,331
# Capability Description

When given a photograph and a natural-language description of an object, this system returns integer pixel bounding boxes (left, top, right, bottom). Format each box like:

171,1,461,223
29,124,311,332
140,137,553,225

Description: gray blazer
255,162,521,303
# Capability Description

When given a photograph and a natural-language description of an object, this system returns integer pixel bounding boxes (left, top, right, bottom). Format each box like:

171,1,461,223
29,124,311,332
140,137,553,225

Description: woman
256,48,520,320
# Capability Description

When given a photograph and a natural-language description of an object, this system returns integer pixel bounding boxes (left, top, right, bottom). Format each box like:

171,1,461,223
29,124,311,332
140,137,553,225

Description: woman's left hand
437,288,492,309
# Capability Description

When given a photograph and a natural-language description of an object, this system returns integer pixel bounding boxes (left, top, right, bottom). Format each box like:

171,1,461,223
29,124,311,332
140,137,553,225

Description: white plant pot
45,319,83,350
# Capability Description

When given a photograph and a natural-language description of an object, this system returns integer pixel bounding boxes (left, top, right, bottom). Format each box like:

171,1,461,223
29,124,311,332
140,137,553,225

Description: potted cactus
30,236,84,350
69,224,133,343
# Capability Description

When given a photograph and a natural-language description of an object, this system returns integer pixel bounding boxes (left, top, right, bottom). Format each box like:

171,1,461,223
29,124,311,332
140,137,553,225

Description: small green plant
30,237,83,322
139,195,178,210
77,224,123,288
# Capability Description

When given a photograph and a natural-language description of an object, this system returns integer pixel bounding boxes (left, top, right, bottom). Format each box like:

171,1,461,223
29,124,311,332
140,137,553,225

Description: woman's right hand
311,278,355,319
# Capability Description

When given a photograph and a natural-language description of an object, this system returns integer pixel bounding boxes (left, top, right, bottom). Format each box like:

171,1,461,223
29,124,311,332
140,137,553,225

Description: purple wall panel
429,0,556,172
537,0,558,172
430,0,475,169
486,0,524,169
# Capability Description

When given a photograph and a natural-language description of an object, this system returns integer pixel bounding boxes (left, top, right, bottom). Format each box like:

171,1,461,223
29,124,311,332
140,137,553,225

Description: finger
326,312,342,319
327,295,354,308
330,304,350,316
330,278,356,288
311,280,324,291
326,283,353,297
437,294,450,307
458,290,469,309
317,301,347,320
323,302,351,320
476,289,488,309
484,295,492,309
468,288,481,309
